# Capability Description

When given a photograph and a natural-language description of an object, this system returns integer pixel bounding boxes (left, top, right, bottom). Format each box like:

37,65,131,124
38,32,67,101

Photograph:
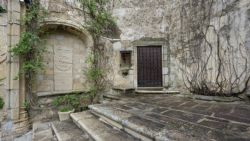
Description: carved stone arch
40,20,93,47
35,21,93,96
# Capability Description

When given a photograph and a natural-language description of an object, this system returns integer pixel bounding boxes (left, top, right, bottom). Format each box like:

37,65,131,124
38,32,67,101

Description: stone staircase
49,94,250,141
69,103,180,141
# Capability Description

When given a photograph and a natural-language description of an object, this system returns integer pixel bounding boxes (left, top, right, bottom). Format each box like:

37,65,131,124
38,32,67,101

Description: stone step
88,104,162,141
51,120,89,141
89,101,250,141
135,90,180,94
70,111,139,141
32,122,57,141
89,103,216,141
136,87,163,90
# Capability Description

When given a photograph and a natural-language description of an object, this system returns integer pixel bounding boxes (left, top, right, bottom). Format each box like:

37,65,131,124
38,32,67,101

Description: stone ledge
36,90,86,97
135,90,180,94
184,94,242,102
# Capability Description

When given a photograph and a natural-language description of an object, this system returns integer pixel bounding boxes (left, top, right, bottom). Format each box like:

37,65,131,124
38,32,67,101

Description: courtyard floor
92,94,250,140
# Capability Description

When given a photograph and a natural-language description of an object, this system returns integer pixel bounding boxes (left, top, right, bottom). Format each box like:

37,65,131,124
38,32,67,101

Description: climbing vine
11,0,46,105
178,0,250,97
78,0,117,102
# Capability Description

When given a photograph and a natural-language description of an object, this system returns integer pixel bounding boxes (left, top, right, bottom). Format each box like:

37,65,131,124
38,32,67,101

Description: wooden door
137,46,162,87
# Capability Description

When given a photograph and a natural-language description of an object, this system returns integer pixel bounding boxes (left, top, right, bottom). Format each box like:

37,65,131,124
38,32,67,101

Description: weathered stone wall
164,0,250,95
1,0,250,125
108,0,250,95
108,0,171,90
36,0,93,96
0,0,8,111
0,0,21,120
36,30,90,96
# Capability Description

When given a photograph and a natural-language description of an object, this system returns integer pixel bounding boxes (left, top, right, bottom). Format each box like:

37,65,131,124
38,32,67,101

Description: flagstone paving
91,94,250,140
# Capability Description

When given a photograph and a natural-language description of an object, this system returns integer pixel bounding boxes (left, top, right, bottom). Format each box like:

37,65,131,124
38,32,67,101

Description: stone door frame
133,39,169,89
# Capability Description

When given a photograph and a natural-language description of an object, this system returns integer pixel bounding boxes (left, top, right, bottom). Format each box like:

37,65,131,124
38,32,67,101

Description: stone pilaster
6,0,21,120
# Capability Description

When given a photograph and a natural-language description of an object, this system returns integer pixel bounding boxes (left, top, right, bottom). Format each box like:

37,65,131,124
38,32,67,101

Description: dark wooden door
137,46,162,87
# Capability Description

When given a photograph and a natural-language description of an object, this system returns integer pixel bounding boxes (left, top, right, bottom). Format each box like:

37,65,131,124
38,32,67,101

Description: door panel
137,46,162,87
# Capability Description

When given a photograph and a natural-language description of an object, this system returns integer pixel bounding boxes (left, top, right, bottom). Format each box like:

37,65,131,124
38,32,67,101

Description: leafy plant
0,97,4,110
10,0,47,107
53,94,80,112
53,93,93,112
0,5,6,13
79,0,116,38
78,0,117,103
23,100,30,111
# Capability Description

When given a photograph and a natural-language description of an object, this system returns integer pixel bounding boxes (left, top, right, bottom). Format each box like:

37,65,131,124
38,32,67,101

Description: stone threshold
135,90,180,94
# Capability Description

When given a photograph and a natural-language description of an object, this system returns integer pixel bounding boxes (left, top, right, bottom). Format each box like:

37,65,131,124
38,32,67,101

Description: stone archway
35,22,93,96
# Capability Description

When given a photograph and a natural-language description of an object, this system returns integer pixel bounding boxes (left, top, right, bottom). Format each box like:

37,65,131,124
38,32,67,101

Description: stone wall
0,0,8,111
108,0,171,90
37,0,250,96
107,0,250,95
36,30,90,96
165,0,250,95
0,0,249,127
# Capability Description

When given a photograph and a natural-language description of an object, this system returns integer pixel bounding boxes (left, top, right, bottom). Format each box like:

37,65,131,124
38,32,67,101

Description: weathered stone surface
88,95,250,140
32,122,56,141
52,120,89,141
71,111,139,141
36,31,89,94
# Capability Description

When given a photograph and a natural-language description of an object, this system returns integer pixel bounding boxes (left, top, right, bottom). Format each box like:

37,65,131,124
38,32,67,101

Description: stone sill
36,90,86,97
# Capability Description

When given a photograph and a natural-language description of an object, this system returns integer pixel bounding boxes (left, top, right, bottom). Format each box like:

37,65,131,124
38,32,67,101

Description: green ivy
0,5,6,13
79,0,116,103
11,32,40,56
10,0,47,107
53,93,91,112
0,97,4,110
79,0,116,38
11,0,46,75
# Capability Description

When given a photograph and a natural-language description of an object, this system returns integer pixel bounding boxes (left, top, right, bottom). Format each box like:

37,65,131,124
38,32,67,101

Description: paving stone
162,110,203,123
32,122,56,141
177,101,198,109
151,107,169,113
88,95,250,141
214,113,250,124
185,108,214,116
198,118,229,130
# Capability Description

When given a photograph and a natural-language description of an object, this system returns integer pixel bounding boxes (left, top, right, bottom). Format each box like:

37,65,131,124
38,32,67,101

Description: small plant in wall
53,95,79,121
0,96,4,110
0,5,6,13
0,96,5,121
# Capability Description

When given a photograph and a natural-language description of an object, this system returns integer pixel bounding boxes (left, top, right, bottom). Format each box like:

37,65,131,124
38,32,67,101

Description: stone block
113,41,122,50
10,1,21,12
162,67,168,75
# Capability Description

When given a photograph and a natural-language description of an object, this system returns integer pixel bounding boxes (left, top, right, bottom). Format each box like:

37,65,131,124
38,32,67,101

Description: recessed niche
120,51,132,76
